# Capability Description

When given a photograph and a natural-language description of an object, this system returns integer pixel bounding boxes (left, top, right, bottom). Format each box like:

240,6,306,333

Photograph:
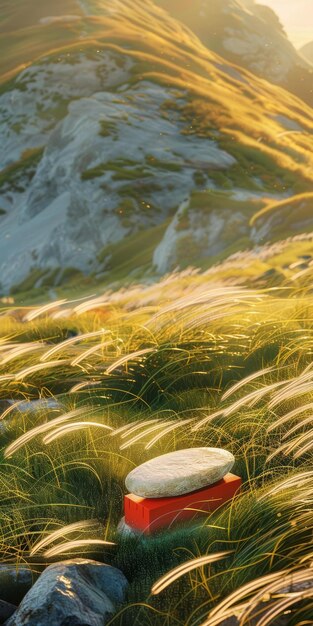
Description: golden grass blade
119,420,175,450
44,539,116,558
258,471,313,500
199,603,249,626
221,367,274,401
70,340,114,367
151,552,232,596
223,381,285,416
0,400,25,420
23,300,68,322
145,419,194,450
300,553,313,564
207,571,284,620
0,342,19,352
239,569,313,625
4,408,86,458
40,330,110,362
69,380,102,393
51,309,73,320
284,429,313,454
282,415,313,438
15,360,69,381
119,419,161,439
0,374,15,383
74,296,109,315
110,419,160,437
256,590,313,626
294,439,313,458
43,421,114,445
191,410,224,432
266,440,295,462
267,403,313,433
30,520,100,556
269,370,313,403
268,380,313,409
105,348,156,375
148,287,255,321
0,343,44,364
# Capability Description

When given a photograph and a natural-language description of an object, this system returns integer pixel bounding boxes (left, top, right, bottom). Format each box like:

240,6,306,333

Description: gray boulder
0,565,33,604
0,600,16,624
5,559,128,626
116,517,142,539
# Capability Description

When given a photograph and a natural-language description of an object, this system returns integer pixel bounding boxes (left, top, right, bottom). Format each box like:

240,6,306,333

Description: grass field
0,256,313,624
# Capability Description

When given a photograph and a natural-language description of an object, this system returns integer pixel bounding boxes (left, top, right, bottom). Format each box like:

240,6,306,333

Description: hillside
300,40,313,64
0,0,312,296
157,0,313,107
0,0,86,78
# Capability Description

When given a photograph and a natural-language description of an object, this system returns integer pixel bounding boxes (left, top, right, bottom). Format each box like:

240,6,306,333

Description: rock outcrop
0,565,33,605
0,600,16,624
5,559,128,626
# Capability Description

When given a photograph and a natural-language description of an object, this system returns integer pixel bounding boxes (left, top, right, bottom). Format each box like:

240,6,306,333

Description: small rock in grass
125,447,235,498
117,516,142,538
5,559,128,626
7,399,61,412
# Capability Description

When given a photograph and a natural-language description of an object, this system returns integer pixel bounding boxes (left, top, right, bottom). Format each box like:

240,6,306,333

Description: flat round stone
125,447,235,498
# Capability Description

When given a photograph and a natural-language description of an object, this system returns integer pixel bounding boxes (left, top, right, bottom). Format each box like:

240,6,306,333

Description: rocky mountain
0,0,312,295
300,41,313,64
157,0,313,107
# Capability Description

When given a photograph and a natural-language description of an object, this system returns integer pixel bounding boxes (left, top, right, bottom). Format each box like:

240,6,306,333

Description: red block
124,473,242,534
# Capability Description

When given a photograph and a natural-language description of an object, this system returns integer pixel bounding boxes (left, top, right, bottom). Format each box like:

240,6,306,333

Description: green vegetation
97,220,170,279
189,189,264,215
1,262,313,624
81,160,151,182
0,147,44,191
145,155,183,172
251,192,313,231
99,120,118,138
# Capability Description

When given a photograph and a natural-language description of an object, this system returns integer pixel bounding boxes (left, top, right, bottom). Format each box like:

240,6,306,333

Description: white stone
125,448,235,498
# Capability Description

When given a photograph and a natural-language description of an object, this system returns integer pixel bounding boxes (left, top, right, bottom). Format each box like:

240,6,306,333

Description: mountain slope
300,41,313,64
0,0,313,295
0,0,87,79
157,0,313,107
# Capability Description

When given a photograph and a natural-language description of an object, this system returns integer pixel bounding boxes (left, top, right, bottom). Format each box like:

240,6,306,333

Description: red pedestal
124,473,242,534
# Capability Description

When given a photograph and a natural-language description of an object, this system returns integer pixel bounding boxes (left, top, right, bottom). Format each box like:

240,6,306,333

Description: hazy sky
260,0,313,47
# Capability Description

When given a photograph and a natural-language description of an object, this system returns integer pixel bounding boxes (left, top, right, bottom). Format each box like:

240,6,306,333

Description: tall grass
0,275,312,624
